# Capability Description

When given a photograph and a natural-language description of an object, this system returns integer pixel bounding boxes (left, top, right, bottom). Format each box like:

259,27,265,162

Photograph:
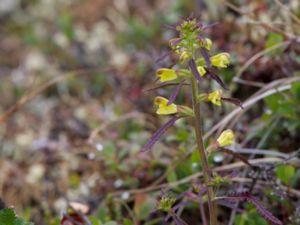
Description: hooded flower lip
156,68,178,82
154,96,178,115
207,90,222,106
217,129,235,147
210,53,230,68
197,66,206,77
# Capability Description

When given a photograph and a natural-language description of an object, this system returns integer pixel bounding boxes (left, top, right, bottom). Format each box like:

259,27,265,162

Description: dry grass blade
204,77,300,138
273,0,300,26
233,41,290,82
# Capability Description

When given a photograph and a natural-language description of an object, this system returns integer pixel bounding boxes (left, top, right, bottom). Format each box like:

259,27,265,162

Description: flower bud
210,53,230,68
179,51,191,63
217,129,235,147
156,68,178,82
154,96,178,115
204,38,212,50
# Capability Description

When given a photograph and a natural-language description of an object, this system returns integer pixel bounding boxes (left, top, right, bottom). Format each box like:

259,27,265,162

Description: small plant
0,207,33,225
142,15,282,225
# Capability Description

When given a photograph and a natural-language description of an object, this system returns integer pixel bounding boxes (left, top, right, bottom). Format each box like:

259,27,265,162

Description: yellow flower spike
154,96,178,115
197,66,206,77
207,90,222,106
156,68,178,82
217,129,235,147
204,38,212,51
210,53,230,68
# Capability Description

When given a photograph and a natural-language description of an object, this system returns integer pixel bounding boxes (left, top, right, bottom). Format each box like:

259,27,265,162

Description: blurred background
0,0,300,224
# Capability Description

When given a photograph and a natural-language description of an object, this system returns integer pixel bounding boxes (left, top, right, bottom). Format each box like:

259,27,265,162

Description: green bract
157,196,176,212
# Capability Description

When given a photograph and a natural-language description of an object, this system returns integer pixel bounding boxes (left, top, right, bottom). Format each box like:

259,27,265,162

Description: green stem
191,77,217,225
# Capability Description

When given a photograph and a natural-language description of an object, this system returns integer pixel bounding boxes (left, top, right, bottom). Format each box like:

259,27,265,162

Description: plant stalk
191,77,217,225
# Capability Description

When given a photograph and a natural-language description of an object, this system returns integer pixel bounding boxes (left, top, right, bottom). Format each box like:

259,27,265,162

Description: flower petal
207,90,222,106
210,53,230,68
197,66,206,76
156,69,178,82
217,129,235,147
154,96,178,115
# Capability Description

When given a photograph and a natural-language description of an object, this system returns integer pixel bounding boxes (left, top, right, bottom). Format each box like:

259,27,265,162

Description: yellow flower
207,90,222,106
210,53,230,68
197,66,206,76
154,96,178,115
204,38,212,50
156,69,178,82
217,129,235,147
